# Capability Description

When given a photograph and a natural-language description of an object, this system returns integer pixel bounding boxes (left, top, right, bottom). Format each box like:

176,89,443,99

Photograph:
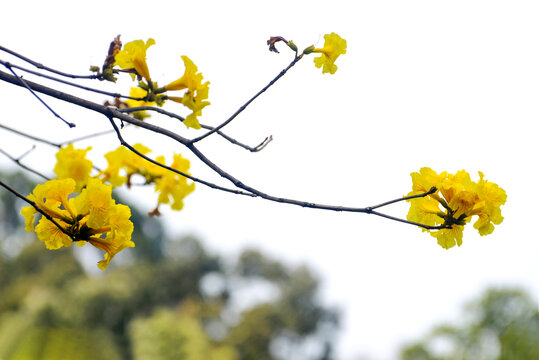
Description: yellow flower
99,144,164,187
115,38,155,81
473,172,507,235
73,178,114,229
35,216,72,250
21,178,76,228
165,56,210,129
99,146,128,187
406,168,506,249
312,33,347,74
21,178,75,249
20,178,134,269
154,153,196,211
90,204,134,270
100,145,195,214
53,144,93,191
125,87,156,120
432,226,465,250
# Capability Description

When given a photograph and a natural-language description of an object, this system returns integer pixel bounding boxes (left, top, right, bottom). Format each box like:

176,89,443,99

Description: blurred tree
400,287,539,360
0,170,339,359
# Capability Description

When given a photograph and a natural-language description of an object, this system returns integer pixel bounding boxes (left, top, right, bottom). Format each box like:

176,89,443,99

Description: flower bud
303,45,315,55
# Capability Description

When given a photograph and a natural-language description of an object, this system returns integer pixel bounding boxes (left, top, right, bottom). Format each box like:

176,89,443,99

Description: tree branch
118,106,272,152
1,68,440,230
190,54,304,143
0,179,77,242
2,60,141,100
0,146,51,180
0,45,98,79
1,61,75,127
106,116,255,197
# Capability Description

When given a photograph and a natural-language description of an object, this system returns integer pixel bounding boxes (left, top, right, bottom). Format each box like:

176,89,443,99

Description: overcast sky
1,1,538,359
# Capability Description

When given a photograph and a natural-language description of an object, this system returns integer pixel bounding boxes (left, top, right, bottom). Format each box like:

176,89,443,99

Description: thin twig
58,129,117,146
1,61,75,128
119,106,272,152
0,45,98,79
118,106,186,120
0,178,77,241
190,54,304,143
1,68,441,230
3,61,140,100
107,115,256,197
0,147,51,180
367,186,438,210
0,122,117,148
365,209,449,230
0,123,62,147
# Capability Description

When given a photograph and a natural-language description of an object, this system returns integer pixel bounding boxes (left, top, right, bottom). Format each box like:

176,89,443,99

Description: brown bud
267,36,288,53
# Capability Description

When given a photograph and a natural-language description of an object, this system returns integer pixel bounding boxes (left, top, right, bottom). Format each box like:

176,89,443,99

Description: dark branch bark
1,68,443,230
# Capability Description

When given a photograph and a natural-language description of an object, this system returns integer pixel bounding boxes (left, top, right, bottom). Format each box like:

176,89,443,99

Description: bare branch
107,116,256,197
119,106,272,152
0,45,98,79
367,187,438,211
0,123,62,147
0,68,440,230
0,179,77,242
1,61,75,127
190,54,304,144
0,146,51,180
58,129,117,146
3,61,140,100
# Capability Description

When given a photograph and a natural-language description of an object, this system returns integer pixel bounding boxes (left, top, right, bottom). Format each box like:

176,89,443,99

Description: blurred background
0,171,538,359
1,1,539,359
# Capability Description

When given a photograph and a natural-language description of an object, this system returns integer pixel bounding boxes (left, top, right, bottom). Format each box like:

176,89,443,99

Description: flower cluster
98,144,195,215
406,167,506,249
21,178,134,270
114,39,210,129
21,143,195,268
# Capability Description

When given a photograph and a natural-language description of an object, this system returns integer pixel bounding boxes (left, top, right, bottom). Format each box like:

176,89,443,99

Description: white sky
1,1,538,359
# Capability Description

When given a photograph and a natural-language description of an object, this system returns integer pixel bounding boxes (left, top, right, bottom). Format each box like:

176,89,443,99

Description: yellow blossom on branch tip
20,178,134,269
98,144,163,187
91,204,134,270
154,153,196,211
312,33,347,74
115,38,155,81
406,167,506,249
164,56,210,129
99,145,195,214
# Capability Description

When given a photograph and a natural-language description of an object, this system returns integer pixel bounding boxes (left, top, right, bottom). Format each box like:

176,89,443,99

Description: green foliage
400,288,539,360
129,304,237,360
0,171,338,360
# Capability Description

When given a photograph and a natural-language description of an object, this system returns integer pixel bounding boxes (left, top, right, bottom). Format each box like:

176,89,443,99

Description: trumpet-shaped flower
406,167,506,249
99,145,195,214
154,153,196,211
312,33,347,74
53,144,93,191
20,178,134,269
165,56,210,129
88,204,134,270
115,38,155,81
99,144,165,187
